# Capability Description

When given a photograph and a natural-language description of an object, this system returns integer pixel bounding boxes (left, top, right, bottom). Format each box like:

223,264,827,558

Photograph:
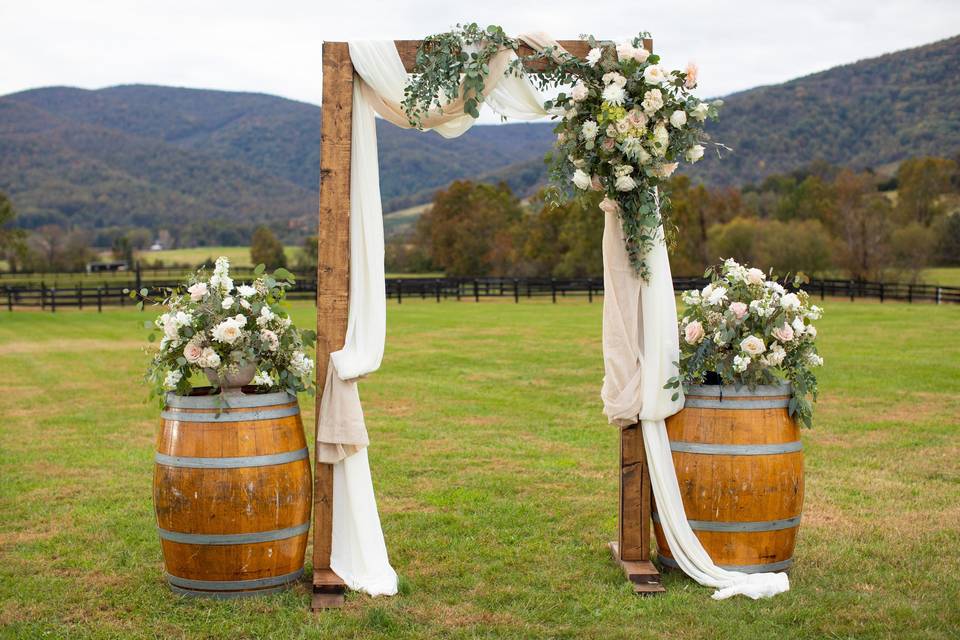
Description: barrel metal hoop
157,522,310,545
657,554,794,574
684,383,792,398
169,583,292,599
160,405,300,423
684,398,790,409
652,512,802,532
670,441,803,455
166,568,303,591
165,391,295,409
155,447,308,469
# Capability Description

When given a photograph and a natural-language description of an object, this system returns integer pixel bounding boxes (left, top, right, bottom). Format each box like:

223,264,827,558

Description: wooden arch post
312,37,660,610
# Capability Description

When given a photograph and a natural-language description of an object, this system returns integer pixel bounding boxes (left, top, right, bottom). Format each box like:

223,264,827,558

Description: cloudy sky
2,0,958,119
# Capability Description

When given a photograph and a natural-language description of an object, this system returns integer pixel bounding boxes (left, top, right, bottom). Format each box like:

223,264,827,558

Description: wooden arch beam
312,36,657,610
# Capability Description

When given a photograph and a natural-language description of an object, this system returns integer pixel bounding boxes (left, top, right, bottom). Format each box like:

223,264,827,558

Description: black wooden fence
3,276,958,311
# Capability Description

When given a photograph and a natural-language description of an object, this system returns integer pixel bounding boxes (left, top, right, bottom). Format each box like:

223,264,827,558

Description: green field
134,246,304,268
1,300,958,639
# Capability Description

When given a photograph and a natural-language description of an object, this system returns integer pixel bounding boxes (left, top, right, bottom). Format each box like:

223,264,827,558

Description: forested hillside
0,34,957,244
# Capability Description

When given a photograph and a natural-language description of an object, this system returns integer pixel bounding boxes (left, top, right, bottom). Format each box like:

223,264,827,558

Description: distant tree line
385,155,960,281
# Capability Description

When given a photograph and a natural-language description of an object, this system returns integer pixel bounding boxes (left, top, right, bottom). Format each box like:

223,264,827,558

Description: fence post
397,280,402,305
513,278,519,303
97,287,103,313
51,288,56,313
435,279,441,303
6,288,11,312
849,281,854,302
41,281,46,310
937,287,942,305
820,280,825,301
907,284,913,304
473,279,479,303
551,278,556,304
879,283,884,303
135,262,142,294
77,285,83,310
588,281,593,303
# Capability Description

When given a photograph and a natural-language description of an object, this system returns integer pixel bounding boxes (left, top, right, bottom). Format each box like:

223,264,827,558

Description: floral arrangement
664,259,824,427
141,257,316,399
402,25,722,280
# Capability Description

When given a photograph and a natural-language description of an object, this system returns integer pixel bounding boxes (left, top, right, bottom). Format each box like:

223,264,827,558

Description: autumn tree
896,156,958,225
831,170,893,279
250,225,287,269
0,191,26,272
416,181,524,277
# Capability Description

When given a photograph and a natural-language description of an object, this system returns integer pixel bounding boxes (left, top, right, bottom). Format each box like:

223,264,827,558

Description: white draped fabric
319,37,788,600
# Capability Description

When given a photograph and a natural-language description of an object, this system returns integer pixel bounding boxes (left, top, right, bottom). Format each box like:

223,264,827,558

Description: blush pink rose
183,341,203,364
772,323,795,343
729,301,748,320
684,320,705,345
602,137,616,151
685,62,699,89
187,282,208,301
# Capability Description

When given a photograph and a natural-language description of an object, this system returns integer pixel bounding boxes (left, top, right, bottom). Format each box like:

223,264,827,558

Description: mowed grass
0,299,958,639
134,246,303,268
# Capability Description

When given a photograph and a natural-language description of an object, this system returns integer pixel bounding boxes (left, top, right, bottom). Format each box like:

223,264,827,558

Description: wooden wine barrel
654,384,803,574
153,389,312,598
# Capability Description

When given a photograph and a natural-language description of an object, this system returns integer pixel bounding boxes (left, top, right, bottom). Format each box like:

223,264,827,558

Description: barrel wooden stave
153,391,311,597
654,385,803,573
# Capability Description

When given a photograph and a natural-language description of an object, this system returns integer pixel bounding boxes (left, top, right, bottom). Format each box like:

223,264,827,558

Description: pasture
0,300,958,639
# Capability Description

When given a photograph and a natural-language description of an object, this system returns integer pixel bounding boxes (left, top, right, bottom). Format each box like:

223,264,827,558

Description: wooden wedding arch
312,37,661,610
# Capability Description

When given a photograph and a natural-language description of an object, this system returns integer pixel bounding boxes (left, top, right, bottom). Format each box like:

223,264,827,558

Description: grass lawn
0,299,958,639
922,267,960,288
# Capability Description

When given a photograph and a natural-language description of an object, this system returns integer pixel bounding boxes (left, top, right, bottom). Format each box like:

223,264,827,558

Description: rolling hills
0,33,957,241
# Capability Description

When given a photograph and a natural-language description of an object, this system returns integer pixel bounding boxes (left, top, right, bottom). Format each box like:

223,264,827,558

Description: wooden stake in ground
312,36,660,611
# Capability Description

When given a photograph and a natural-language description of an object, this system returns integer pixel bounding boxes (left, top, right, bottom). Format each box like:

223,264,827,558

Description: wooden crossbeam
312,36,657,611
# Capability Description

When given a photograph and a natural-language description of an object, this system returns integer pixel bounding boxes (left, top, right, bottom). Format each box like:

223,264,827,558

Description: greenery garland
403,24,723,280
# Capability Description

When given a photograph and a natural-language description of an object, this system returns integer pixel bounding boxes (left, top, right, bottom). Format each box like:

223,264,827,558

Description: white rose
669,110,687,128
781,293,801,310
236,284,257,298
187,282,208,301
807,353,824,367
746,268,766,285
632,47,650,63
572,169,591,190
643,64,667,85
806,325,818,338
691,103,709,121
740,335,766,357
221,297,234,310
571,81,588,102
685,144,704,163
586,47,602,67
615,42,635,61
212,318,243,345
615,175,637,192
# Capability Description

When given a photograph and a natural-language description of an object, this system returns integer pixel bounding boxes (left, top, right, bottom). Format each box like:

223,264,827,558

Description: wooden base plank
311,568,347,610
609,542,666,595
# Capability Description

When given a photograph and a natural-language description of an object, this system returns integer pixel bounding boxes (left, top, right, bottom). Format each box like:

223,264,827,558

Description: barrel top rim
165,389,296,409
684,382,792,398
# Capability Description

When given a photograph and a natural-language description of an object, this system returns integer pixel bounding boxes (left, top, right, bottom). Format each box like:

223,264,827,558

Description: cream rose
572,169,591,190
691,103,709,122
669,110,687,128
643,64,667,85
746,268,766,285
187,282,208,301
571,81,588,102
740,335,766,356
685,144,704,163
212,318,244,345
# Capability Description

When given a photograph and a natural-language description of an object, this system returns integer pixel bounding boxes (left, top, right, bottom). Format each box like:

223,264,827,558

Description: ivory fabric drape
319,37,788,600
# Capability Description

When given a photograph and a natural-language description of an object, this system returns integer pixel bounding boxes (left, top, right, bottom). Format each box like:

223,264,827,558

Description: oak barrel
654,383,803,573
153,389,312,598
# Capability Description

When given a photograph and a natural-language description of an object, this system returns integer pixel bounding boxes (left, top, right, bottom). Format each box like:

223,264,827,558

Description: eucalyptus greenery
401,25,723,280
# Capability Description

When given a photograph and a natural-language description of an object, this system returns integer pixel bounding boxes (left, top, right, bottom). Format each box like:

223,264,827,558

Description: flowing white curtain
320,38,788,600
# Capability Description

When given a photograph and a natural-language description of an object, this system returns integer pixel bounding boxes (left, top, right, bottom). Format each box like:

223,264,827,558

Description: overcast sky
2,0,958,121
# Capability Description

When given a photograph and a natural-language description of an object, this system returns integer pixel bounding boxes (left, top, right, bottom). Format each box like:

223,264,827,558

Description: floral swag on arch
401,24,723,280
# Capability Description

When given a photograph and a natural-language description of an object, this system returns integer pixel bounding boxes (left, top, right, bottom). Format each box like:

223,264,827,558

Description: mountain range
0,34,957,242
